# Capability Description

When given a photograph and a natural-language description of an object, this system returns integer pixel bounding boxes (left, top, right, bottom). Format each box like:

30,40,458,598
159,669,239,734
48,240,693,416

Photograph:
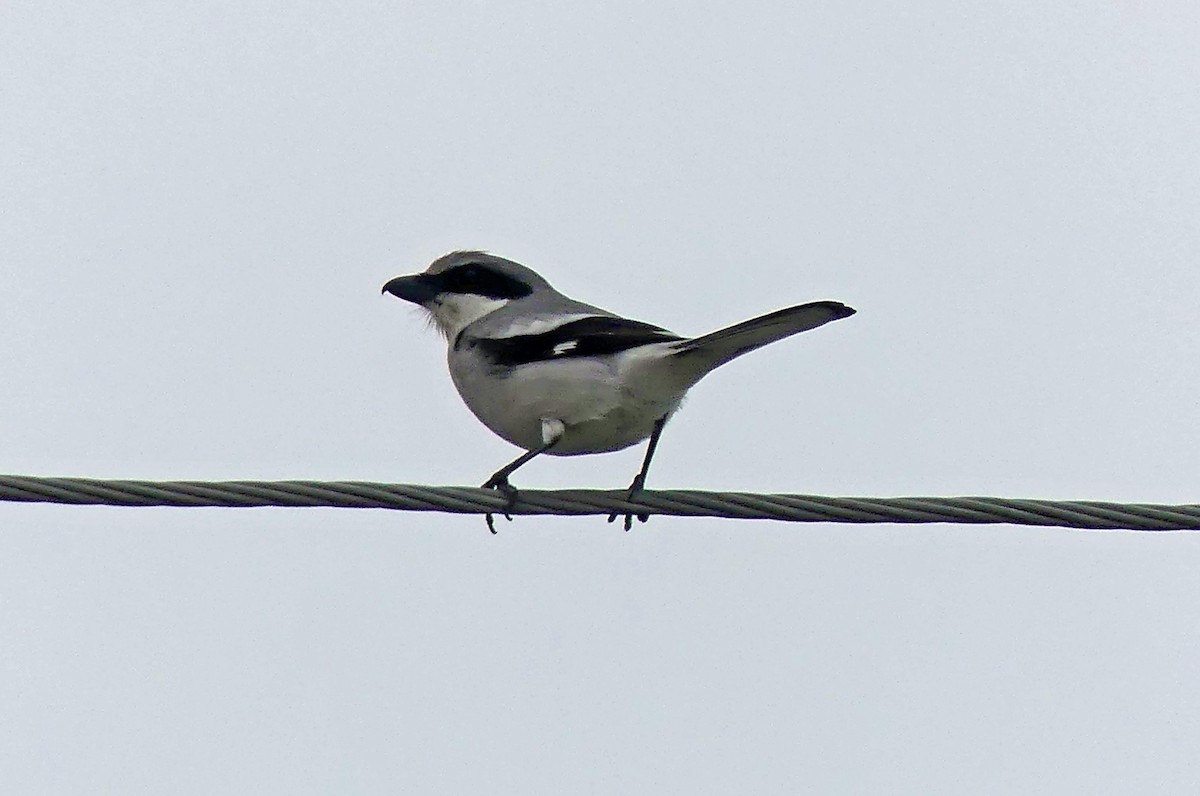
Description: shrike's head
382,251,551,340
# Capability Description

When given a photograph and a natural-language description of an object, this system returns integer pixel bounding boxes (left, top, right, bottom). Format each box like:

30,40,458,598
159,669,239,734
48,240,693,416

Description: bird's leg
609,415,668,531
481,421,563,534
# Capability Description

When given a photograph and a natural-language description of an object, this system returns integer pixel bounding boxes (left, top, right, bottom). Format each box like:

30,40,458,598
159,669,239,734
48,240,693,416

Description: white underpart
449,337,689,455
426,294,510,340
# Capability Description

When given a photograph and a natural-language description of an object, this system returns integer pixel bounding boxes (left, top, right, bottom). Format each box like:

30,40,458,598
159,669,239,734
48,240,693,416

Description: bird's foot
608,473,650,532
481,473,519,534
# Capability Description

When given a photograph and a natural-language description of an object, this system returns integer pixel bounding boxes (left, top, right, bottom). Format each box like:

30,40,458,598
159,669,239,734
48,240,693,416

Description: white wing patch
551,340,579,356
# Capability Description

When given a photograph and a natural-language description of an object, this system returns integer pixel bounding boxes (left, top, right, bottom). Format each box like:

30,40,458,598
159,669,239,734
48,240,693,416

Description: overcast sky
3,1,1199,793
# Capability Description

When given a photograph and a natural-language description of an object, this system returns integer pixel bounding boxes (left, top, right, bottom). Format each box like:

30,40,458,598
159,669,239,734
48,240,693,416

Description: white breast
447,343,686,455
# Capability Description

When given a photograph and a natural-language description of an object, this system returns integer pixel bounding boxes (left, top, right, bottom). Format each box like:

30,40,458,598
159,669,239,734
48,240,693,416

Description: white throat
427,293,510,341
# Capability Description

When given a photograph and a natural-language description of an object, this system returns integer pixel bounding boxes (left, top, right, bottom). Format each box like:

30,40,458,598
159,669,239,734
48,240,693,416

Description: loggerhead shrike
383,251,855,532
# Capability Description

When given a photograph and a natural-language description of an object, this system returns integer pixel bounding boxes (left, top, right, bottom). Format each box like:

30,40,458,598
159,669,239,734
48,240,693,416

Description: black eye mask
439,264,533,300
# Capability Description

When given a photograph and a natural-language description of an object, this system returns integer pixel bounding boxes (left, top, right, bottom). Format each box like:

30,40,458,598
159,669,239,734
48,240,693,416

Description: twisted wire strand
1,475,1198,530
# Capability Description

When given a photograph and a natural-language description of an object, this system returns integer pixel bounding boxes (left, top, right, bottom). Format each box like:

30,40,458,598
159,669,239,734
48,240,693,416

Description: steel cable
1,475,1197,530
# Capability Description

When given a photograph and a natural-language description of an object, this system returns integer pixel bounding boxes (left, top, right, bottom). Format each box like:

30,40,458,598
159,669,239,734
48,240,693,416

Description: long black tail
671,301,855,371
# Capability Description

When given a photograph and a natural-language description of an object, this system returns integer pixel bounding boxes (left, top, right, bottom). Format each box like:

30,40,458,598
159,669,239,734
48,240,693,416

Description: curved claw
607,511,649,531
482,475,519,535
485,511,514,534
609,474,651,531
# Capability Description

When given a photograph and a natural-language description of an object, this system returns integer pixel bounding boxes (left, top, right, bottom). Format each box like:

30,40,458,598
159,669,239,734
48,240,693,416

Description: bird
382,251,855,532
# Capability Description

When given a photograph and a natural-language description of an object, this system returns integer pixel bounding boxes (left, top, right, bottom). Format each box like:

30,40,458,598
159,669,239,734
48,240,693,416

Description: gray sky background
3,1,1199,792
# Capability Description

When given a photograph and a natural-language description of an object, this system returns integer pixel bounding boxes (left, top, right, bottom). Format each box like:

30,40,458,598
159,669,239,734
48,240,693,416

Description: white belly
448,346,686,455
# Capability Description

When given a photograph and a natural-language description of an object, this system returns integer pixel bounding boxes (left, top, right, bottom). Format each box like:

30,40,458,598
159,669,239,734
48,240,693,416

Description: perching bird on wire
383,251,855,532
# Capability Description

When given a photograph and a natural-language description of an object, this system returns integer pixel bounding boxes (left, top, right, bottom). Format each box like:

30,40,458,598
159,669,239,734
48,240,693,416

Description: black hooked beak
382,273,441,305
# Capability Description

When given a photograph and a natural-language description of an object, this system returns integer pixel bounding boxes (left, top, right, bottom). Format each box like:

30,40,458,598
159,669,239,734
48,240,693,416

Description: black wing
467,316,684,368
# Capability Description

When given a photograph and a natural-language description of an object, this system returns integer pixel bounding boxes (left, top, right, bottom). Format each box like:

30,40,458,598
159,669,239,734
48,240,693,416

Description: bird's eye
446,265,481,291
